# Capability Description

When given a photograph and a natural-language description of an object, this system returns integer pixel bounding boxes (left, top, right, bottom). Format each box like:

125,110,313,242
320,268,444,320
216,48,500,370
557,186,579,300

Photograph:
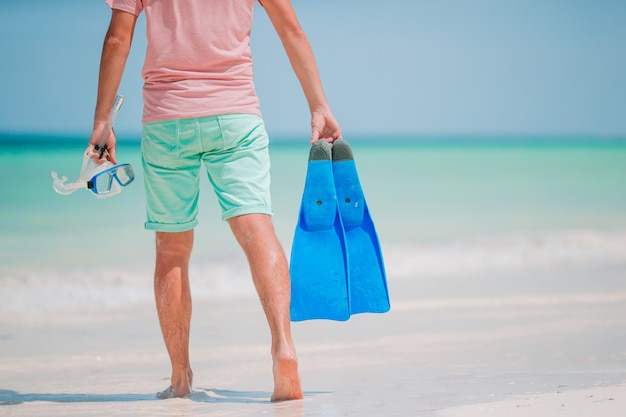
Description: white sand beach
438,383,623,416
1,246,625,416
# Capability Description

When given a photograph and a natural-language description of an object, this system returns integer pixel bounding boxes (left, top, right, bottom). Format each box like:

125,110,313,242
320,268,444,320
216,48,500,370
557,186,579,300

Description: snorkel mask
51,95,134,199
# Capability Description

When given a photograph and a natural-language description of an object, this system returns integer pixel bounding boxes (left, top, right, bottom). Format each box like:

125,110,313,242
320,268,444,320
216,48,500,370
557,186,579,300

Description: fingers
106,129,118,164
309,135,337,145
310,128,342,144
88,128,118,164
310,113,342,144
310,126,320,144
310,127,334,144
105,145,118,165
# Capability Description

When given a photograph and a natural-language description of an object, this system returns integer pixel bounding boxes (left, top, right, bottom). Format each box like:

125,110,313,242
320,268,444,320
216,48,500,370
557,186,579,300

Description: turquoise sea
1,136,626,319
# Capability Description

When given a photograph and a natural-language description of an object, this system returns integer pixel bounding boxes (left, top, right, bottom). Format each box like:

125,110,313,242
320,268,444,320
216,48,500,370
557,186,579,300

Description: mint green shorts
141,114,273,232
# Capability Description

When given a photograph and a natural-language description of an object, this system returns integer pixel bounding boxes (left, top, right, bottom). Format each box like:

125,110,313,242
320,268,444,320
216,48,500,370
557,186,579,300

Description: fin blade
332,140,390,316
290,142,350,321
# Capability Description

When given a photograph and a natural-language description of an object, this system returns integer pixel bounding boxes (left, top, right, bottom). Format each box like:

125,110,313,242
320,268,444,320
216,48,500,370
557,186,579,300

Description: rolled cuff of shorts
144,219,198,232
222,205,274,221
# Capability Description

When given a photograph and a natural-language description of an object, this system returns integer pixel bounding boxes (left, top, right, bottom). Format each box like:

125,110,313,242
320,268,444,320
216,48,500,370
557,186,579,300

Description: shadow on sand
0,389,154,405
0,388,327,406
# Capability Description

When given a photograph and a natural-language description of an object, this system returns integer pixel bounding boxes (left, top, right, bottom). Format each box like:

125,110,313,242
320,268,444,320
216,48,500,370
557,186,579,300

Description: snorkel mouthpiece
51,171,82,195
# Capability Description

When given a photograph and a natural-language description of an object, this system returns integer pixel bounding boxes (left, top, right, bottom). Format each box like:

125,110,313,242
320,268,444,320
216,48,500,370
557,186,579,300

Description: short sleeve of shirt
105,0,143,16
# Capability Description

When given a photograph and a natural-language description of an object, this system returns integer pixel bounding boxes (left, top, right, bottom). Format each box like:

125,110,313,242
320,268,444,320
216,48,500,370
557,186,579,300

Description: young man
90,0,342,401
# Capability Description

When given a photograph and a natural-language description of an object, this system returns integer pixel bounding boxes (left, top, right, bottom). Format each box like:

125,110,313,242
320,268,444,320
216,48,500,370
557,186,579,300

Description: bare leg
154,230,194,399
228,214,303,402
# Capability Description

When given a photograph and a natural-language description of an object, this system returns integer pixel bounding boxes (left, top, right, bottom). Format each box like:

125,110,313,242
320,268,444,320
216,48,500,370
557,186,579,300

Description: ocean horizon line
1,131,626,149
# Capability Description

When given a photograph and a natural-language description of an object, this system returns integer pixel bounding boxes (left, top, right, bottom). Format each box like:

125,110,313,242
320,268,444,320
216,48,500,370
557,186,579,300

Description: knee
155,231,194,256
154,231,193,277
229,214,282,253
229,214,273,239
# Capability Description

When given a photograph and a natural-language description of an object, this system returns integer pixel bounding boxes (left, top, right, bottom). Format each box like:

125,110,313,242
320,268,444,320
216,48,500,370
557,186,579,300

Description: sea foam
1,228,625,322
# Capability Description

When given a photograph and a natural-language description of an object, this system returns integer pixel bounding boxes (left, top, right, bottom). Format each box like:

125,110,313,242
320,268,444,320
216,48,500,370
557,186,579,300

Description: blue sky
0,0,625,140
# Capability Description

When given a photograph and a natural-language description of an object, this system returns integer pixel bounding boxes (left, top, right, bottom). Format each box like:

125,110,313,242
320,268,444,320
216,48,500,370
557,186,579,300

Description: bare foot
156,384,191,399
271,354,303,402
156,368,193,399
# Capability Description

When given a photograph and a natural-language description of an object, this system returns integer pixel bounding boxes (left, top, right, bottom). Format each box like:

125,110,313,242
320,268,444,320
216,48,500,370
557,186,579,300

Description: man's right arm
90,9,138,164
260,0,342,144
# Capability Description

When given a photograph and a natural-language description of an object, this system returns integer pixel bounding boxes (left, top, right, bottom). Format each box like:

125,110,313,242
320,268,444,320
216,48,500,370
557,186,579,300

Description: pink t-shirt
105,0,261,123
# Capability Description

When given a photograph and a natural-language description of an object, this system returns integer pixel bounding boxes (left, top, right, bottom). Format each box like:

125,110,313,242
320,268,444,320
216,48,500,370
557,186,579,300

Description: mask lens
94,171,114,194
114,165,135,186
88,163,134,195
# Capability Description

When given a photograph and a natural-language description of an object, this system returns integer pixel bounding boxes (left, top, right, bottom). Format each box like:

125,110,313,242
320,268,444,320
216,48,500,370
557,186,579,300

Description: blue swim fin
332,139,390,315
289,140,350,321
